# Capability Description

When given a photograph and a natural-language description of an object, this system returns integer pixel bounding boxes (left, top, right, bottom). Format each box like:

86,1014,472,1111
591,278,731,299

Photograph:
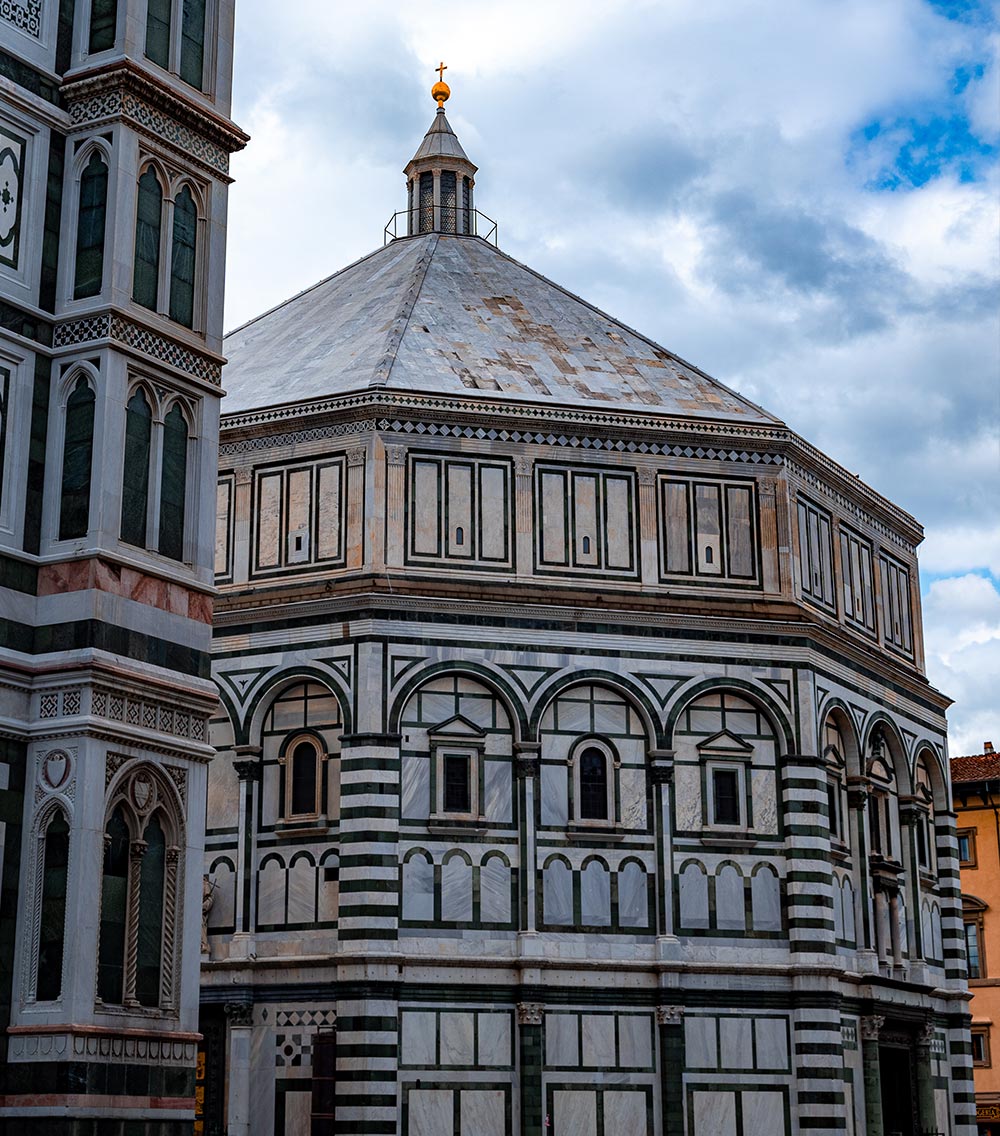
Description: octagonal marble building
198,95,973,1136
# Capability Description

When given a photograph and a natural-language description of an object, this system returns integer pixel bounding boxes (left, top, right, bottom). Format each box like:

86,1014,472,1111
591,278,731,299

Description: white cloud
923,574,1000,756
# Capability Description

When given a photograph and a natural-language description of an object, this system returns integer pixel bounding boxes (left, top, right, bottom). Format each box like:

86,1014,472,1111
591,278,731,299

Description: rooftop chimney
985,741,995,754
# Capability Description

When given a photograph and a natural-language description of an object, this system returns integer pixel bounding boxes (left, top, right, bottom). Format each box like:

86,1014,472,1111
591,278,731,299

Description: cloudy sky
223,0,999,756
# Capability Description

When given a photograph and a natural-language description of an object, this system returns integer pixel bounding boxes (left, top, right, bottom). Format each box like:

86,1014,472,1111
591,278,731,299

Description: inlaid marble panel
483,758,512,821
480,856,512,924
257,859,285,925
750,768,778,834
440,1012,475,1065
618,861,649,928
553,1090,597,1136
604,476,633,569
546,1013,579,1067
401,754,429,818
685,1016,717,1070
257,474,282,568
540,764,568,827
478,1013,511,1068
742,1090,785,1134
619,1015,653,1069
580,861,611,926
581,1015,616,1068
408,1089,452,1136
618,767,646,829
751,867,782,933
673,764,702,831
401,1011,437,1067
412,461,441,555
402,856,434,921
679,862,709,929
692,1090,737,1136
543,860,573,925
461,1088,505,1136
286,859,315,923
716,865,745,931
754,1017,788,1070
479,465,507,560
442,856,473,922
719,1017,753,1070
604,1090,647,1134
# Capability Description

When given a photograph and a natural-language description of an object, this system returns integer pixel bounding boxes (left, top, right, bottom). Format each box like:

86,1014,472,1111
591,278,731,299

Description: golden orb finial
432,61,450,108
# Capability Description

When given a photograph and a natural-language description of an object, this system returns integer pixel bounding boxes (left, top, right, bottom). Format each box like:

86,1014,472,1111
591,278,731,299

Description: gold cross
437,61,447,83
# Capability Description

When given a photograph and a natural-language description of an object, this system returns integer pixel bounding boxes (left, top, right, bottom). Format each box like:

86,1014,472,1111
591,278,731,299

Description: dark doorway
879,1044,915,1136
197,1005,228,1136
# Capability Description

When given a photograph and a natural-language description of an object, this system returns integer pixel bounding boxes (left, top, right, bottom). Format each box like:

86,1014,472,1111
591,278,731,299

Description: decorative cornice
53,312,223,385
61,61,248,177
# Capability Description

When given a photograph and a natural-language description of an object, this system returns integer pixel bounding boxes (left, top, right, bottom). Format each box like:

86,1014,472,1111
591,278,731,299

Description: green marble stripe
338,928,398,941
340,781,400,795
0,552,38,594
331,1043,399,1059
0,616,209,676
340,879,400,893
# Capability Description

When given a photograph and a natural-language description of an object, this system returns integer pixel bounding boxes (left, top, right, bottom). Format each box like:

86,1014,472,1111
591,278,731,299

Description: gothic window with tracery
97,768,183,1012
133,167,162,311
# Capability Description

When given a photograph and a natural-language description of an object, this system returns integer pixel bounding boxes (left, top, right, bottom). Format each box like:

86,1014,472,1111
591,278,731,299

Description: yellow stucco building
953,743,1000,1135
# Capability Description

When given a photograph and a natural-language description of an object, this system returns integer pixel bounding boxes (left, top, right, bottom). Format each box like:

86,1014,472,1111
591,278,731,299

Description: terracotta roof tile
951,753,1000,783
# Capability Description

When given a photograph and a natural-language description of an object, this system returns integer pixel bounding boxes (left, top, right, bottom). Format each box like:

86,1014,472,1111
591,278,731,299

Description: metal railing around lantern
383,207,498,246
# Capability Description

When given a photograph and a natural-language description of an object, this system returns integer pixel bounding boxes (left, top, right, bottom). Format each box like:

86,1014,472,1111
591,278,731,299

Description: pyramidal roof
223,233,781,424
222,96,781,428
408,108,474,166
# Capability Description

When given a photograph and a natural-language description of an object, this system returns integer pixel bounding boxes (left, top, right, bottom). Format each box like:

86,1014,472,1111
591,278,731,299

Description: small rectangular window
88,0,117,52
796,497,836,610
443,753,471,813
145,0,171,68
712,769,740,826
972,1028,991,1067
965,920,982,979
958,828,976,867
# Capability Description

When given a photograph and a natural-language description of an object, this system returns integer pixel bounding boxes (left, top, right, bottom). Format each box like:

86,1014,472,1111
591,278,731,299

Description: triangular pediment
696,729,754,754
428,714,486,740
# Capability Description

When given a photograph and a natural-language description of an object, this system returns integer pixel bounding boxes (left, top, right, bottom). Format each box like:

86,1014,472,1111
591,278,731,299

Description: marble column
649,750,678,948
861,1015,885,1136
346,446,366,569
225,1000,253,1136
231,465,253,584
848,778,878,970
637,467,658,585
517,1002,544,1136
232,748,261,941
899,801,925,968
384,446,406,568
514,457,533,577
759,475,781,593
516,745,540,933
657,1005,684,1136
123,838,146,1007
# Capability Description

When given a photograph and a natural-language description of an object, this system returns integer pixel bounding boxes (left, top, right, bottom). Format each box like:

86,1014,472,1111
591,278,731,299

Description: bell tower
0,1,246,1131
405,64,479,235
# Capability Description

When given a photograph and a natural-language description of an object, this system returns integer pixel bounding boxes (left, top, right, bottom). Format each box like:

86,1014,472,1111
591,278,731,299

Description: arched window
289,739,319,817
145,0,171,68
136,815,165,1007
169,186,197,327
158,403,188,560
120,388,152,547
915,755,936,872
74,153,108,299
97,806,130,1003
180,0,207,88
89,0,117,52
133,168,162,311
59,377,95,540
36,812,69,1001
579,746,609,821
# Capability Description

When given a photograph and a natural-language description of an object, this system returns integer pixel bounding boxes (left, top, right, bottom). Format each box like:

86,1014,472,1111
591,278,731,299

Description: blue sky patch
924,0,998,26
850,112,996,189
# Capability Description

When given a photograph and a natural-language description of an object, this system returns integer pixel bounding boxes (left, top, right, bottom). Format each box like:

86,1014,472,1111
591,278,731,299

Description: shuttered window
120,389,152,547
839,526,876,633
879,552,913,655
133,168,162,310
59,377,95,540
